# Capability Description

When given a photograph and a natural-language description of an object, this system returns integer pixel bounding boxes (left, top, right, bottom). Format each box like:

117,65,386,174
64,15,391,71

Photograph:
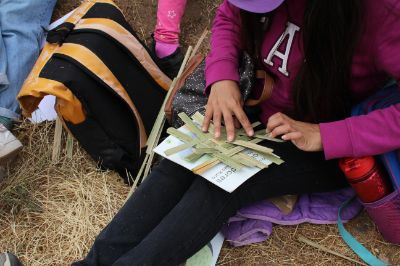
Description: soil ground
0,0,399,265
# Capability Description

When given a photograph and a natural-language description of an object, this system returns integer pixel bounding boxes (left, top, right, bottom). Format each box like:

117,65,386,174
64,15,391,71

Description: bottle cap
339,156,375,180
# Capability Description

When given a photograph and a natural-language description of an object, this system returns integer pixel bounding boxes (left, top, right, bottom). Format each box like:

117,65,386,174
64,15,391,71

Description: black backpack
18,0,171,183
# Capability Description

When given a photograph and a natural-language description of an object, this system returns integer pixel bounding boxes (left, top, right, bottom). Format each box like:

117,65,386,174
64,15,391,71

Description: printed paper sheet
154,127,273,193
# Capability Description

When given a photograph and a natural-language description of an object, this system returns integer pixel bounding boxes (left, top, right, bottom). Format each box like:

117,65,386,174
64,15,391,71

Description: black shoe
149,36,184,79
0,252,24,266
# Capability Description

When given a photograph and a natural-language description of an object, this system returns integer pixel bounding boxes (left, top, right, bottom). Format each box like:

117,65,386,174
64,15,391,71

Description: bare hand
266,112,323,152
202,80,254,142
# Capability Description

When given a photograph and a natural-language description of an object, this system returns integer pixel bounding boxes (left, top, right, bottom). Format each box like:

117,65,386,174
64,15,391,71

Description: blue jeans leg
0,0,57,119
0,27,8,93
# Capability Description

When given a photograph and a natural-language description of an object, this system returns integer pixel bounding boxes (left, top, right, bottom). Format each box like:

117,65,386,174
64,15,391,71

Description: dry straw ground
0,0,399,265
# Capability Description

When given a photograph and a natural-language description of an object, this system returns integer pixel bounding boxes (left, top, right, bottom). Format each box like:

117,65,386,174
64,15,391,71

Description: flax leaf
178,112,207,139
260,153,284,165
233,140,274,154
194,148,216,154
234,153,269,169
166,127,193,143
184,152,205,162
254,134,285,143
192,158,220,173
253,129,286,143
214,153,243,170
164,140,198,156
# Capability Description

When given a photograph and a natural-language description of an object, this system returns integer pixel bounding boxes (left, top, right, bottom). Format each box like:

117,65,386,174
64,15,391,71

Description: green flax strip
178,112,207,139
164,140,199,156
233,140,274,154
166,127,193,143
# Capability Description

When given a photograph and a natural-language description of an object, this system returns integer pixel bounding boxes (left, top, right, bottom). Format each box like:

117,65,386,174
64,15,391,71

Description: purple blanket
223,188,363,246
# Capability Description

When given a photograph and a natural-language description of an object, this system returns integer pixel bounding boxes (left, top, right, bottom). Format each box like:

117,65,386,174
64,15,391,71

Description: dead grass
0,121,129,265
1,0,399,265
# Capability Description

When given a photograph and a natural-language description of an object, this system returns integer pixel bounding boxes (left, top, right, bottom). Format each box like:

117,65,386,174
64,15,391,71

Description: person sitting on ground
0,1,56,263
3,0,400,265
152,0,187,78
0,253,22,266
0,0,57,172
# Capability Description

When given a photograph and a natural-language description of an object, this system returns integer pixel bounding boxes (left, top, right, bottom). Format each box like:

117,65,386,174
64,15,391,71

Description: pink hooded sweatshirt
205,0,400,160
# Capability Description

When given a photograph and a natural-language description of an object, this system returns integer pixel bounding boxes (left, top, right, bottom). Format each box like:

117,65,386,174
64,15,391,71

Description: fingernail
248,130,254,136
281,135,288,140
228,135,233,142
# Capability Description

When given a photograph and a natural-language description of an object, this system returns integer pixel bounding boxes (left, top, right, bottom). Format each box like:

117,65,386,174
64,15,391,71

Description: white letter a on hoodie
264,22,300,77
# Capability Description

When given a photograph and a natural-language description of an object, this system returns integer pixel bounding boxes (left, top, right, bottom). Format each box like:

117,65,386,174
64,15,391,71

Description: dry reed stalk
190,29,209,59
297,235,367,265
66,133,74,159
1,1,398,266
135,46,193,185
51,118,63,163
0,120,130,266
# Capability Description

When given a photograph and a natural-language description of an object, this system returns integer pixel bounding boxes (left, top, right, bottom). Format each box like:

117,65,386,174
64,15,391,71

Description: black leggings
72,141,348,266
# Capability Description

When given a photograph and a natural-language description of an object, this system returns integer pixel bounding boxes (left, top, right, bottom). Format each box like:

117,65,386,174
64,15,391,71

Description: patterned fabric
363,190,400,244
154,0,187,45
171,53,256,128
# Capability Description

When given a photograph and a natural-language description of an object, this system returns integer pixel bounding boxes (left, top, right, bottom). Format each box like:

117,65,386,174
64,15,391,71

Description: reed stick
190,29,209,60
52,117,63,163
131,46,194,190
66,133,74,159
297,235,367,266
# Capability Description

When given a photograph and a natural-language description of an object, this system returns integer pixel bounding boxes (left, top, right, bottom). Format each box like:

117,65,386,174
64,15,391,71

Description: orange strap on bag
245,70,274,107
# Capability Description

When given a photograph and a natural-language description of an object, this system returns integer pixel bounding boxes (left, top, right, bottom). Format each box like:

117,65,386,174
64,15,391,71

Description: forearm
205,0,242,89
320,103,400,159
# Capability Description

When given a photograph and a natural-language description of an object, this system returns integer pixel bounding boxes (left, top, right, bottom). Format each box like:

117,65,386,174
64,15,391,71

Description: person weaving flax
4,0,400,265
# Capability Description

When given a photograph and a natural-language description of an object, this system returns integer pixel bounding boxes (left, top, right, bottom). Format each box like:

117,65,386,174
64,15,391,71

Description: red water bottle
339,156,392,203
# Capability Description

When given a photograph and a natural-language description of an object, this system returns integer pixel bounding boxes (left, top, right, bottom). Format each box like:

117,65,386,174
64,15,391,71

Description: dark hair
240,0,363,123
240,10,270,61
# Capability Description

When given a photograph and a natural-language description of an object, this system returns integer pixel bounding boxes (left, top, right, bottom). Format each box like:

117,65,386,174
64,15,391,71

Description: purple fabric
364,190,400,244
223,188,363,246
205,0,400,160
228,0,284,13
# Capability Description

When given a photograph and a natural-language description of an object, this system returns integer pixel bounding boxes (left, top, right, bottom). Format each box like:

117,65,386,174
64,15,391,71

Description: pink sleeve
320,104,400,159
320,3,400,160
205,0,242,90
